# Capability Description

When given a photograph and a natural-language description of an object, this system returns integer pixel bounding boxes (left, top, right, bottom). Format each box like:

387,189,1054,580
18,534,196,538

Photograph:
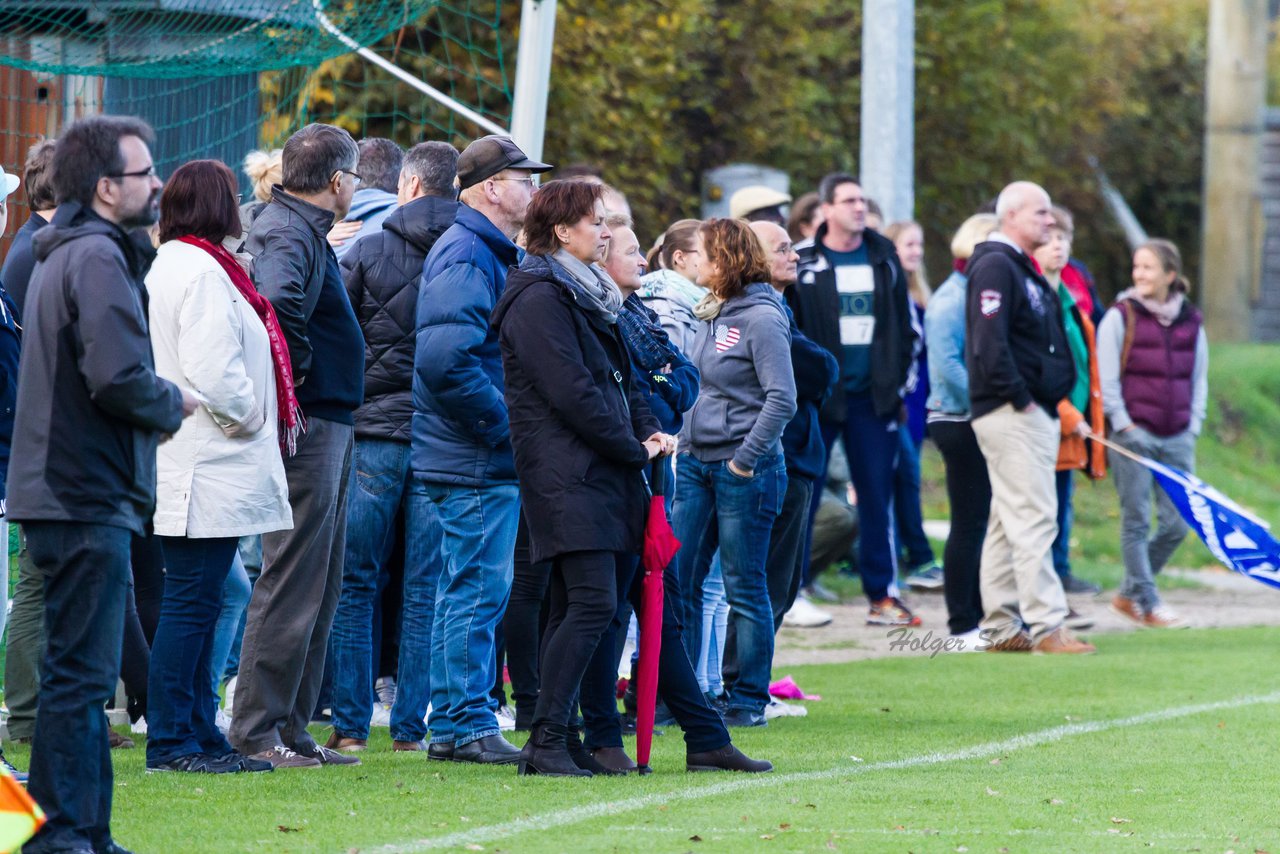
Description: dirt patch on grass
773,567,1279,666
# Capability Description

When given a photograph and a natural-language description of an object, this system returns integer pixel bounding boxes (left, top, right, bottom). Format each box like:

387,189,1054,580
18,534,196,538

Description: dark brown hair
522,179,604,256
158,159,242,244
1137,238,1191,294
699,218,772,300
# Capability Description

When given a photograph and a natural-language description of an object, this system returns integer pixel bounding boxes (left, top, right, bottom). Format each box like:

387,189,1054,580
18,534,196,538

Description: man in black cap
411,135,550,764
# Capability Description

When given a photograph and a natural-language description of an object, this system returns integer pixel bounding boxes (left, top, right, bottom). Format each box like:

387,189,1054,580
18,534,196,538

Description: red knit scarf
176,235,306,455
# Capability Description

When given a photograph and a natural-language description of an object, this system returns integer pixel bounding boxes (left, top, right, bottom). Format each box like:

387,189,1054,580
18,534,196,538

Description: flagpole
1087,432,1149,466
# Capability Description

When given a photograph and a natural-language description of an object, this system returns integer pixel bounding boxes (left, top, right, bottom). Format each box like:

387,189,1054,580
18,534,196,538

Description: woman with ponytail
143,159,297,773
1098,238,1207,630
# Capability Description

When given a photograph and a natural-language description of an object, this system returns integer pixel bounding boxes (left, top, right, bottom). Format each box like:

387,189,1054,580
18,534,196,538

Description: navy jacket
412,204,521,485
619,295,699,435
0,212,46,316
247,187,365,424
493,254,659,563
781,301,839,481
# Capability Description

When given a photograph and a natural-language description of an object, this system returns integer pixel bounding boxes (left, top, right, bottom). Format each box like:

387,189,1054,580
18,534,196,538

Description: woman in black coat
492,181,675,776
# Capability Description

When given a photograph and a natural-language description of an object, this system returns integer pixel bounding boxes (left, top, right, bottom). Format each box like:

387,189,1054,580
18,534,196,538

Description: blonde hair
884,220,931,307
601,212,634,263
950,213,999,261
243,148,283,203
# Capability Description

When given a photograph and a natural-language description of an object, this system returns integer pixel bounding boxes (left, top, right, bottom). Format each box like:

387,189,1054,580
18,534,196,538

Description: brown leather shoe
324,731,367,753
591,747,638,774
393,740,428,752
1033,626,1097,655
1110,594,1145,626
985,631,1033,652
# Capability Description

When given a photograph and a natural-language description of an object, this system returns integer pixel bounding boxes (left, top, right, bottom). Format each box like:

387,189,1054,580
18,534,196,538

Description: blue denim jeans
208,552,251,698
220,536,262,681
672,454,784,714
894,427,936,570
822,393,902,601
1052,469,1075,579
331,438,444,742
23,521,131,854
147,536,239,767
695,558,728,696
423,482,518,746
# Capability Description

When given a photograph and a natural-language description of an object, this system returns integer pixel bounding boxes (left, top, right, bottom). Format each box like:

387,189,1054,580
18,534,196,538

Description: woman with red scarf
143,159,301,773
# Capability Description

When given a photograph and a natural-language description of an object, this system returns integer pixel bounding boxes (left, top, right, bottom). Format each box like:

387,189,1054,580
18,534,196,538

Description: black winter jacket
7,203,184,533
788,224,915,421
341,194,458,441
492,254,660,564
964,237,1076,419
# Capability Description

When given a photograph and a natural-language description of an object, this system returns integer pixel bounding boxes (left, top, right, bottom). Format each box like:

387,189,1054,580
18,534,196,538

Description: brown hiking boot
393,740,428,752
985,631,1033,652
1033,627,1097,655
1110,594,1146,626
324,731,366,753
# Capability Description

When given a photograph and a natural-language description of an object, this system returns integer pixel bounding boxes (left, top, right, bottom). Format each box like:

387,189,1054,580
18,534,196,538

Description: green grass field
8,627,1277,853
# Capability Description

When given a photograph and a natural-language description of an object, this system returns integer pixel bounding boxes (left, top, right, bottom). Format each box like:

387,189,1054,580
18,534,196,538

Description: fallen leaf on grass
779,823,792,830
760,834,774,840
848,756,864,763
879,707,891,713
1046,799,1064,806
989,758,1001,765
277,826,301,833
956,847,969,853
806,803,817,809
465,847,483,852
688,835,702,842
460,816,471,823
1111,817,1133,824
986,787,1001,796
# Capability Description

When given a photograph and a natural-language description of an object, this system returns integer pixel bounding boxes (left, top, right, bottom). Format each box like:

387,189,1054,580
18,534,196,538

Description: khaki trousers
972,403,1068,642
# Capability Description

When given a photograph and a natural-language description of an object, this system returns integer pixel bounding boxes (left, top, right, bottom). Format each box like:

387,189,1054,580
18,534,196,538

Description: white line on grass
376,691,1280,852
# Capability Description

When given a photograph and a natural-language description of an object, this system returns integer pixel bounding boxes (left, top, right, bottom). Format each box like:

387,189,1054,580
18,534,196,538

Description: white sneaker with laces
783,595,833,628
130,716,148,735
946,628,987,653
495,704,516,731
763,698,808,720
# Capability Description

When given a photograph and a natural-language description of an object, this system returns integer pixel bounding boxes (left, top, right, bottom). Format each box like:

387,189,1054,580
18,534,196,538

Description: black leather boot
566,726,620,776
517,724,592,777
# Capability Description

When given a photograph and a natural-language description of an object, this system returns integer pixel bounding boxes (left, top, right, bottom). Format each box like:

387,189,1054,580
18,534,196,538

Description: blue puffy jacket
411,205,521,485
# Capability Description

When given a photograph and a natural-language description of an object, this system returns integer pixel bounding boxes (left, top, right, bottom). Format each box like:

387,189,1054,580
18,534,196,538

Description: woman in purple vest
1098,239,1207,629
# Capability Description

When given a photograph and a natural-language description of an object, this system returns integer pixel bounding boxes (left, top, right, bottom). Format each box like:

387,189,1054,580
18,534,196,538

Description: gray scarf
552,248,624,327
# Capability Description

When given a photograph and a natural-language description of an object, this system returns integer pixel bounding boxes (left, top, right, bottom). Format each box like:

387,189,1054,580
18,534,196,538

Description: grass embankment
7,626,1277,853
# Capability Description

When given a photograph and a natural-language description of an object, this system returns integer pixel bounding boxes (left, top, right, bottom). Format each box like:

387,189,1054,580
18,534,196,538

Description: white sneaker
783,595,833,628
223,676,237,715
763,698,808,720
369,704,392,727
215,708,232,734
946,628,987,653
374,676,398,706
130,716,148,735
496,704,516,731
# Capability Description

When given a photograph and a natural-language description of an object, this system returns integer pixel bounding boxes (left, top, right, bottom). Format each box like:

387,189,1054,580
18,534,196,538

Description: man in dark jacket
8,115,193,854
965,180,1094,655
412,135,550,764
787,173,919,627
1,138,57,315
327,140,459,754
230,123,368,770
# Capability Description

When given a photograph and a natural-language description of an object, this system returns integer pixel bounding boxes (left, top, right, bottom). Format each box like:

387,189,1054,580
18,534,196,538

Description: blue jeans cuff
455,727,501,747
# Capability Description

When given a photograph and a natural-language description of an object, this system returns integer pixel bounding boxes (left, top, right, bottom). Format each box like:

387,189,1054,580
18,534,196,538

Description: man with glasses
9,115,195,854
788,173,918,628
229,123,368,770
412,135,550,764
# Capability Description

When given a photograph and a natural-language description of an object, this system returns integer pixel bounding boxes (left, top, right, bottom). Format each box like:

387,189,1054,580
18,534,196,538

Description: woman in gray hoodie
673,218,797,728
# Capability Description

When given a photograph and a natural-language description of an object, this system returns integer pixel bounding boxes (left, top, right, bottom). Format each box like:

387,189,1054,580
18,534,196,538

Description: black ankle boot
517,724,592,777
565,726,620,776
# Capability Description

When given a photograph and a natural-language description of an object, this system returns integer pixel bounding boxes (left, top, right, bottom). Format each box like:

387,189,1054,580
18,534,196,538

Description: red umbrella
636,458,680,771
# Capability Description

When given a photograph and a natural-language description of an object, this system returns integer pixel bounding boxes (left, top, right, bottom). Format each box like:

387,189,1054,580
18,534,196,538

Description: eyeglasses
491,176,536,190
335,169,363,186
107,165,157,180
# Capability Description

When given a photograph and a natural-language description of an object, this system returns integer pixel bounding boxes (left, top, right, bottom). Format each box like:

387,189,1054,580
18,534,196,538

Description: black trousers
929,419,991,635
579,554,729,754
504,515,550,722
532,550,619,731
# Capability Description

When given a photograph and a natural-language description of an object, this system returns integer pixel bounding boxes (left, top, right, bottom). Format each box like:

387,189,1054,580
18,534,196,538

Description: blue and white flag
1142,456,1280,591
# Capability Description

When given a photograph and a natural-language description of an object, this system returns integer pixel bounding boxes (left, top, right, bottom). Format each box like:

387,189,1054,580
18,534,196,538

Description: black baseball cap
457,135,553,189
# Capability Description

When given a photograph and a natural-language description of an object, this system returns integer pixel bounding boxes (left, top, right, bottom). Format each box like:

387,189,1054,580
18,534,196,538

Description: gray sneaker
905,562,944,591
250,745,321,770
300,743,362,766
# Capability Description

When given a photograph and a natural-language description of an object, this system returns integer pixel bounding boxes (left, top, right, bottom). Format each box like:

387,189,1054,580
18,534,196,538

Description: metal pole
311,0,508,137
509,0,557,163
1201,0,1267,341
859,0,914,223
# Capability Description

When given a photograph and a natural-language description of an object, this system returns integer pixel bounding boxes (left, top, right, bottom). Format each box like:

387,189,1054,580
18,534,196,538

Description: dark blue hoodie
781,301,839,481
